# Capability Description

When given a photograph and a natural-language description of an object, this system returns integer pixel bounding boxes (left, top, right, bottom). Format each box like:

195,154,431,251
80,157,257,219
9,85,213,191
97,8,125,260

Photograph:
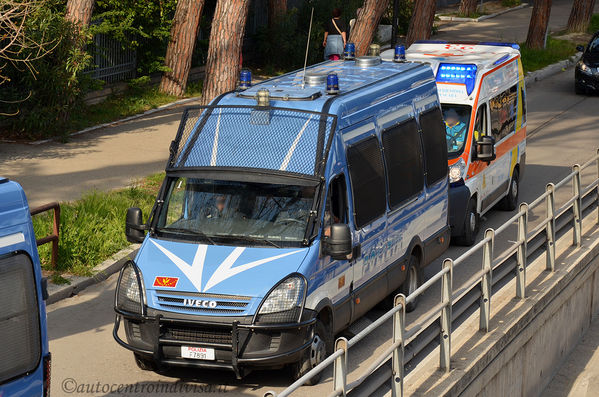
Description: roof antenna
301,7,314,90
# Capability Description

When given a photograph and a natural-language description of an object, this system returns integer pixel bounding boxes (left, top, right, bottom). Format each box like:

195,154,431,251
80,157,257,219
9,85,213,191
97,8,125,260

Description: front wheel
575,82,586,95
499,169,519,211
454,198,479,246
290,319,331,385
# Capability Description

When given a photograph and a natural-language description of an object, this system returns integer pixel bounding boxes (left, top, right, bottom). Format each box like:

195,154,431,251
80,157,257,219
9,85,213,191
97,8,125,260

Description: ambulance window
490,84,518,141
382,118,424,208
419,108,449,186
520,86,527,124
347,136,386,228
474,103,487,138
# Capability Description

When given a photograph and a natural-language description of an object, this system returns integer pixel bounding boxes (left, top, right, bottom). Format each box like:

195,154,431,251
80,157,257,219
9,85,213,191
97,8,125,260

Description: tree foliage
1,0,92,139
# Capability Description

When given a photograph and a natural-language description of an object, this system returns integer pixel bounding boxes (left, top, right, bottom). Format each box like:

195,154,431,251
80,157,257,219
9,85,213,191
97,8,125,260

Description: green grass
65,80,203,136
519,36,578,73
32,172,164,276
588,14,599,34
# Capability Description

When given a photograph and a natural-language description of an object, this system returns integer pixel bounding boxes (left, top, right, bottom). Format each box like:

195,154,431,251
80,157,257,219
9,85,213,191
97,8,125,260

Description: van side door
346,135,389,320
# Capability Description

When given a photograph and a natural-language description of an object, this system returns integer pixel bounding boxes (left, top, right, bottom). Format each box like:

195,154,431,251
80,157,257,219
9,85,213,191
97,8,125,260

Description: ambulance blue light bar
436,63,477,95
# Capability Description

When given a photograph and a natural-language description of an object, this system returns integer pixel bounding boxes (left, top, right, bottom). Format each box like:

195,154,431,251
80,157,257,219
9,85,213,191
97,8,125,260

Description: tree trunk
406,0,436,47
349,0,390,57
65,0,95,27
201,0,251,105
459,0,478,17
567,0,596,33
159,0,205,97
268,0,287,29
526,0,552,49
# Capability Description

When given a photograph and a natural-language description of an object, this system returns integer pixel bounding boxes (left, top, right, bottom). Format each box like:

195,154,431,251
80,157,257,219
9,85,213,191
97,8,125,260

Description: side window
347,136,387,229
520,86,527,125
489,84,518,141
419,108,449,186
382,119,424,208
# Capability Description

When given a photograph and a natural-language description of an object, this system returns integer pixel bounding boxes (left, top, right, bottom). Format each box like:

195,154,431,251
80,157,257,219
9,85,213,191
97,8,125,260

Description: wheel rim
408,266,418,295
310,333,326,368
469,210,477,232
511,178,518,199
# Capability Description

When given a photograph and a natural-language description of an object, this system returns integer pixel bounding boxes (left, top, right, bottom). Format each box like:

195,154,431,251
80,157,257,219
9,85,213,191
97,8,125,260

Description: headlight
449,158,466,183
578,61,591,73
256,275,306,323
115,261,144,314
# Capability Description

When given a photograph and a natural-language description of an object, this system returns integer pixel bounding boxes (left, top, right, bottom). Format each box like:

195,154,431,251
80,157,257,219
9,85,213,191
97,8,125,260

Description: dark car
575,32,599,94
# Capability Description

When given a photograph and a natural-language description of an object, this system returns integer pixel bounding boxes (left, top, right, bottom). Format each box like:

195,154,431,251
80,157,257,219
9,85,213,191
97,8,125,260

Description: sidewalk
0,0,593,208
543,316,599,396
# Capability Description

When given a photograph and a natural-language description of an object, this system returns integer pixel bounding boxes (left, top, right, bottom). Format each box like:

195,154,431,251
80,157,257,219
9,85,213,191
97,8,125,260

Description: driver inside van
444,108,467,151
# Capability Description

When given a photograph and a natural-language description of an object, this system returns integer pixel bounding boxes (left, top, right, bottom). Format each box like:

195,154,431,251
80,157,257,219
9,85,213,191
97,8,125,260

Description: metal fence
85,33,136,84
265,148,599,397
30,202,60,269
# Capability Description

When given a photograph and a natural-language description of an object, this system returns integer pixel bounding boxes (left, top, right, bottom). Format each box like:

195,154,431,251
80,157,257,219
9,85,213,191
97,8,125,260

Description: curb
46,244,140,305
524,52,582,87
437,3,529,23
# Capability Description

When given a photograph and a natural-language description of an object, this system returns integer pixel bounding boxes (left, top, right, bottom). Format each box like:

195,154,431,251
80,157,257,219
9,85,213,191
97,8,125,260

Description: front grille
163,325,232,345
154,290,252,314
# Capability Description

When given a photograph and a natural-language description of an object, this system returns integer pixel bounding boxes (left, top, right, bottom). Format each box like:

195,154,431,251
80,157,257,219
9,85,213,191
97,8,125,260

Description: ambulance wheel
134,353,156,371
575,82,586,95
290,319,331,385
400,255,420,312
455,199,479,246
500,169,519,211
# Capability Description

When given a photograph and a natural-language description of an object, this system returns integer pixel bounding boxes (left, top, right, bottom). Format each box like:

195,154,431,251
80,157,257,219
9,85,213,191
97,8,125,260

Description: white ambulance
384,41,527,245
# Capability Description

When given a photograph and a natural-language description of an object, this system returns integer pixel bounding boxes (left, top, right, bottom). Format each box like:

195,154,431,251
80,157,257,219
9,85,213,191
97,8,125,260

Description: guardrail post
546,183,556,272
480,228,494,332
516,203,528,299
440,258,453,372
333,337,348,396
573,164,582,247
392,294,406,397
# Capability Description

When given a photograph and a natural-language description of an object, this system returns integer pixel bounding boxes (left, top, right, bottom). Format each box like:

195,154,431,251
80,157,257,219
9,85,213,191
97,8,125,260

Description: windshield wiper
218,234,281,249
157,227,216,245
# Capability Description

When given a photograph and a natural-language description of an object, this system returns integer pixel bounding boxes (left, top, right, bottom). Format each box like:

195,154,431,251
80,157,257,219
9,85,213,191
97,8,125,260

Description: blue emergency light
393,45,406,62
239,69,252,89
436,63,477,95
344,43,356,60
326,73,339,95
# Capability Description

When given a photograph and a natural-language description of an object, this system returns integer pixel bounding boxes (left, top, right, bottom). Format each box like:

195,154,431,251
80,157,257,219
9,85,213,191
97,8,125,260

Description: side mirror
325,224,352,260
475,135,496,163
576,45,585,52
126,207,146,243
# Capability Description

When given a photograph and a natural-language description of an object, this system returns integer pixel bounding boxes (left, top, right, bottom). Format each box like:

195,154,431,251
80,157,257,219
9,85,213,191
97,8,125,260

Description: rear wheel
400,255,421,312
290,319,331,385
454,198,479,246
500,169,519,211
134,353,156,371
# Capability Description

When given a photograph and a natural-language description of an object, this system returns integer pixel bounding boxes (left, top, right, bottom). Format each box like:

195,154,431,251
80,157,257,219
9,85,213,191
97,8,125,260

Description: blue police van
114,54,450,382
0,178,51,396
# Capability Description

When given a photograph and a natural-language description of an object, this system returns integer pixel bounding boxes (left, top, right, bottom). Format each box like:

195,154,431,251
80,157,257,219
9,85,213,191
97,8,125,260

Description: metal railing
30,202,61,269
265,148,599,397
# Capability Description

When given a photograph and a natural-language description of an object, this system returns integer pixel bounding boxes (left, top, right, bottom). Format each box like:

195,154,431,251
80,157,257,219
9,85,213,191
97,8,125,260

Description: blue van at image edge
113,55,452,382
0,178,51,397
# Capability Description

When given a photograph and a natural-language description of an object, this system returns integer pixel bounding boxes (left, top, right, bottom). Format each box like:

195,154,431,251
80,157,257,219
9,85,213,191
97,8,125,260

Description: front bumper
113,306,316,378
575,68,599,91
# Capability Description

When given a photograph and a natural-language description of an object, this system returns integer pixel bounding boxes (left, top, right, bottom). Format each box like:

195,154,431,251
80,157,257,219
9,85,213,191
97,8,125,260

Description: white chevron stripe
150,241,207,292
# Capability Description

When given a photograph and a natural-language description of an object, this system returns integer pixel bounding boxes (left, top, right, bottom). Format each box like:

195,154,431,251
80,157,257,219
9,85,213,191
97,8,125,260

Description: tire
500,169,519,211
575,82,586,95
454,198,479,246
134,353,156,371
400,255,421,312
290,319,331,385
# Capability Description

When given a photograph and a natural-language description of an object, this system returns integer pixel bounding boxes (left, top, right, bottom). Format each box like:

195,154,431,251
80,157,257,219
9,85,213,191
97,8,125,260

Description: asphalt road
47,68,599,397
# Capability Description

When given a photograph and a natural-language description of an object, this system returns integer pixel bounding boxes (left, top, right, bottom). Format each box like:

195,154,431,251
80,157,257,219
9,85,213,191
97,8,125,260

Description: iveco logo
183,298,217,308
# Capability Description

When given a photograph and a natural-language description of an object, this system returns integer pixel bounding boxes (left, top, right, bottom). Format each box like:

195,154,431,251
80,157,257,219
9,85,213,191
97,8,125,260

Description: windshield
441,104,472,156
589,36,599,53
156,177,316,247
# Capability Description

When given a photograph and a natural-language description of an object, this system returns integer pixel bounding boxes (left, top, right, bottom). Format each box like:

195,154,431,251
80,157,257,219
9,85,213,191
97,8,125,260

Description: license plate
181,346,215,360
